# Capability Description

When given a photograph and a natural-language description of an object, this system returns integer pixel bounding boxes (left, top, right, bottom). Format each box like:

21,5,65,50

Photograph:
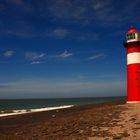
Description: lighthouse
124,26,140,103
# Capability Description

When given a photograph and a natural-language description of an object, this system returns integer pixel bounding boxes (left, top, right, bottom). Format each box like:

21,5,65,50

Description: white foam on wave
0,105,74,117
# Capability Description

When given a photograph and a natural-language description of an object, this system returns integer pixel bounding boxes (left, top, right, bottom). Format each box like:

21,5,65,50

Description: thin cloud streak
30,61,42,65
25,52,46,61
48,50,73,59
59,50,73,58
88,53,106,60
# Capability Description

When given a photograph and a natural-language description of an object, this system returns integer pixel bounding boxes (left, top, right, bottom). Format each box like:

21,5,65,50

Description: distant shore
0,100,140,140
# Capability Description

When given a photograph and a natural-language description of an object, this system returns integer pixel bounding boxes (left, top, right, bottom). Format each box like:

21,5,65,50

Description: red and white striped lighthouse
124,26,140,103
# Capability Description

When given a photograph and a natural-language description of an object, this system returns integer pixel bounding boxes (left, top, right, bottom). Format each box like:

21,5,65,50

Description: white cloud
88,53,106,60
25,52,45,61
4,50,15,57
59,50,73,58
30,61,42,65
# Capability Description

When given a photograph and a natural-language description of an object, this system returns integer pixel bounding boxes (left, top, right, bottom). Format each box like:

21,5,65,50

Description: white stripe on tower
127,52,140,65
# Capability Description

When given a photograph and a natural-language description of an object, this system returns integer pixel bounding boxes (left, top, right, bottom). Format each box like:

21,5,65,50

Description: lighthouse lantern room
124,26,140,103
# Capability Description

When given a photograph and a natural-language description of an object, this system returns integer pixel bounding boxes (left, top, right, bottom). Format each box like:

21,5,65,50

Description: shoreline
0,105,74,117
2,100,140,139
0,98,125,118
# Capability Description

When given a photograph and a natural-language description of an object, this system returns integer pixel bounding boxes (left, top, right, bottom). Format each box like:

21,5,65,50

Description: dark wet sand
1,101,137,140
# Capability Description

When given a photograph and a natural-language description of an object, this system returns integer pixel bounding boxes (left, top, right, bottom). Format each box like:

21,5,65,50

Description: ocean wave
0,105,74,117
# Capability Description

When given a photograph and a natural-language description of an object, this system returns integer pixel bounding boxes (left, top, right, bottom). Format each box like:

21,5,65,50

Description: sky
0,0,140,99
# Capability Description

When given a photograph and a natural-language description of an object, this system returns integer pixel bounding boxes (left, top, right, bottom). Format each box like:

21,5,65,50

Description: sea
0,96,125,117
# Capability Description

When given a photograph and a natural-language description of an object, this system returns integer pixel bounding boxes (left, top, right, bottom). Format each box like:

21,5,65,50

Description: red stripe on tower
124,26,140,103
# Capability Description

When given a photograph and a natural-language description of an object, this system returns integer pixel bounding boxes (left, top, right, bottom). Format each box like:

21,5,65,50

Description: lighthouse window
126,33,135,40
131,33,135,39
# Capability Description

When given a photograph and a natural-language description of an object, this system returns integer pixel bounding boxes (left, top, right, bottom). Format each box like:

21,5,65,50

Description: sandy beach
0,101,140,140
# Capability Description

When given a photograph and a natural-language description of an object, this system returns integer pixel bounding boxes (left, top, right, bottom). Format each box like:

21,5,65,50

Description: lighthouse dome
127,26,139,33
126,26,140,43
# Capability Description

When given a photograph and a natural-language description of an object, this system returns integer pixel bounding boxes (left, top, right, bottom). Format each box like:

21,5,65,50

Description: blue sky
0,0,139,98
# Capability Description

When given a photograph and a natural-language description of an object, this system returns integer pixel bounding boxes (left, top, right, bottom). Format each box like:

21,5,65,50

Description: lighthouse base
127,101,140,103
